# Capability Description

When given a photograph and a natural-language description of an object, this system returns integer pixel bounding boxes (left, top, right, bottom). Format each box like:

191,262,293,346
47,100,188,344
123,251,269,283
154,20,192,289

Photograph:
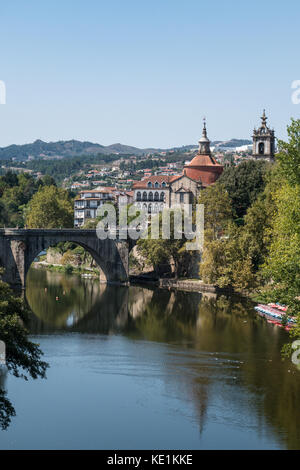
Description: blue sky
0,0,299,147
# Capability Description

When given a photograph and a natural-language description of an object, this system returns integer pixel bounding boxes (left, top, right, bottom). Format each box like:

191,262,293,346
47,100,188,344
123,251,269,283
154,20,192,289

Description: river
0,267,299,450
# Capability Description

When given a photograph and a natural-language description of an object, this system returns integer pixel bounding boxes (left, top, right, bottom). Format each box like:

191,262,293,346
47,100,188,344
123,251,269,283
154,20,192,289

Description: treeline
0,172,74,227
199,119,300,344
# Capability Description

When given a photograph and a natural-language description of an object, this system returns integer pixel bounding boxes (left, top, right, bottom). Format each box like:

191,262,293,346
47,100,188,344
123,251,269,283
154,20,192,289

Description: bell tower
252,110,275,161
198,118,211,155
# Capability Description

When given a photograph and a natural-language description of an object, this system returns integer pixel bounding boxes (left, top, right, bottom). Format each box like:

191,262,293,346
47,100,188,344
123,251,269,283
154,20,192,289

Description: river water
0,267,300,450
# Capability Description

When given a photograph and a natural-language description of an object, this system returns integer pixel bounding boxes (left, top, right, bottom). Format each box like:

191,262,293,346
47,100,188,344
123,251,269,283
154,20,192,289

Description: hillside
0,138,251,161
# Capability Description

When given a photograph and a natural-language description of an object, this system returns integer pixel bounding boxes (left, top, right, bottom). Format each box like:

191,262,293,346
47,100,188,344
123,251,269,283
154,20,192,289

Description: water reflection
23,268,300,448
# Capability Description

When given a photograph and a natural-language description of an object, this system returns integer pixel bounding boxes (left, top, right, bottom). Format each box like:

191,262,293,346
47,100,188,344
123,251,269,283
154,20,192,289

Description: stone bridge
0,228,131,289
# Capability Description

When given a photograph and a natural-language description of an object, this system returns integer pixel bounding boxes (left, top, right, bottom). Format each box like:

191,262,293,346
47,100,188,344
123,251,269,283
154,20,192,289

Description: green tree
26,185,74,228
0,272,48,428
277,118,300,186
218,160,269,220
137,210,187,276
198,183,233,240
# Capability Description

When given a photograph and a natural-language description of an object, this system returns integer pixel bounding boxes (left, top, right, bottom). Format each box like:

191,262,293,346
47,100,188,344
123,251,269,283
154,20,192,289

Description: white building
74,188,116,227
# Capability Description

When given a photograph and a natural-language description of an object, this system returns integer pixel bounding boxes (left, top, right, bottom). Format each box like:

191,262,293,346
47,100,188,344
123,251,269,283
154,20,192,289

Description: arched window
136,191,141,201
148,203,152,213
162,181,166,188
154,181,159,188
148,191,153,201
154,203,158,213
259,142,265,155
147,181,152,188
142,191,147,201
154,191,159,201
160,192,165,201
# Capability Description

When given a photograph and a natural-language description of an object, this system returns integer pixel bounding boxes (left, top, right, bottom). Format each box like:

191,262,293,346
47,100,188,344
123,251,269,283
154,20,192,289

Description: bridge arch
0,229,129,289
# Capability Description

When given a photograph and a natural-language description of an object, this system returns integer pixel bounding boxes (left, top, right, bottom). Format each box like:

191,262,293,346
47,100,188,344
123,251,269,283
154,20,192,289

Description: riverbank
33,261,99,277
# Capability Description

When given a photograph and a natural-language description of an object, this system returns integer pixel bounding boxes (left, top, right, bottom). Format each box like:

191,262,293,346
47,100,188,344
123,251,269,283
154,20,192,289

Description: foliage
198,183,232,240
137,210,187,276
25,185,74,228
199,171,276,290
0,272,48,429
218,160,269,219
0,171,55,227
277,118,300,186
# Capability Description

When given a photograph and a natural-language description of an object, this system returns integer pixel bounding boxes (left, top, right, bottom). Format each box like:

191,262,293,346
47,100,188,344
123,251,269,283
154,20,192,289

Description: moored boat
254,303,296,328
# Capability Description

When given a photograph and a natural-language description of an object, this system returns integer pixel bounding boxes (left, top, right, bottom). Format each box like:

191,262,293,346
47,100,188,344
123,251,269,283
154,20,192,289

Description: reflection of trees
27,268,130,334
127,291,300,448
24,270,300,449
26,268,107,329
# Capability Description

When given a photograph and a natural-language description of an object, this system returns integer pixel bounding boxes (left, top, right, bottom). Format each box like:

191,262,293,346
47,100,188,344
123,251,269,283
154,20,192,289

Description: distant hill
0,138,252,161
213,139,252,149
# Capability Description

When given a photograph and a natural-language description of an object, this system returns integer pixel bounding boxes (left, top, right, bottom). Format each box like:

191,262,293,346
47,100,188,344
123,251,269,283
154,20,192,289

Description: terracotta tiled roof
132,174,175,189
184,152,223,185
188,153,222,167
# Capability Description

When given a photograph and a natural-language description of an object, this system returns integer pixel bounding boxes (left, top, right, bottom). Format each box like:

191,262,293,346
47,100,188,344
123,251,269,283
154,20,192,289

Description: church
133,119,223,213
133,112,275,214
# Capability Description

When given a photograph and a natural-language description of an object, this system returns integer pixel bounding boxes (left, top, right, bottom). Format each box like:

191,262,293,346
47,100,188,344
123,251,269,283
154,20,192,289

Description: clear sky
0,0,299,148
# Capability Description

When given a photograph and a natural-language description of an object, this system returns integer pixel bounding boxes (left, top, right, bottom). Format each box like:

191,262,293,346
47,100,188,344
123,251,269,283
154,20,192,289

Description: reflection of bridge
0,228,131,288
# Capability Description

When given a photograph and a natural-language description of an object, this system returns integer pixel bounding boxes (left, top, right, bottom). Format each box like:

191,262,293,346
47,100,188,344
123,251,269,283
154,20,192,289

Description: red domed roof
184,152,223,186
189,153,221,167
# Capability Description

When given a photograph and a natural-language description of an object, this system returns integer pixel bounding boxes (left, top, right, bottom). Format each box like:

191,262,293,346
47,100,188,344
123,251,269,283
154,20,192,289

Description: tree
218,160,269,220
137,210,187,277
198,183,233,240
261,119,300,348
26,185,74,228
262,183,300,326
277,118,300,186
0,272,48,428
198,180,270,290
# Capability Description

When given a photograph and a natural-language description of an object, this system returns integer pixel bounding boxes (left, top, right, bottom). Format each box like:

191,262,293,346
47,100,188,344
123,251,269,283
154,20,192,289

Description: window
154,181,159,188
142,191,147,201
148,191,153,201
180,193,184,203
162,182,166,188
154,191,159,201
75,210,84,218
90,200,97,208
160,192,165,202
136,191,141,201
147,182,152,188
258,142,265,155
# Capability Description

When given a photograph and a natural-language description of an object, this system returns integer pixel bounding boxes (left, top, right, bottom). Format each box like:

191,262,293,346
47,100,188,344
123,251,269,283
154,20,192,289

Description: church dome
184,120,223,186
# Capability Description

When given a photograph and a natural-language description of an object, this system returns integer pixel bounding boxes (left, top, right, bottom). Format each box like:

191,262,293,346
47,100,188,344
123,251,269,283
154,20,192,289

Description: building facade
74,188,116,227
133,175,169,214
